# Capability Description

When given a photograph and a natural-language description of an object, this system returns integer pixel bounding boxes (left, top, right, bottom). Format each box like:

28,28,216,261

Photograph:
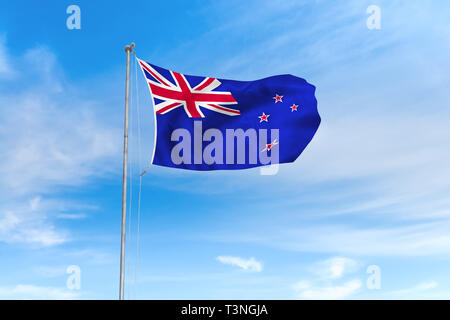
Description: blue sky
1,0,450,299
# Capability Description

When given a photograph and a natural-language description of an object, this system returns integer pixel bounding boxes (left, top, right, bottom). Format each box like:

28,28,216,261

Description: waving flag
138,58,321,171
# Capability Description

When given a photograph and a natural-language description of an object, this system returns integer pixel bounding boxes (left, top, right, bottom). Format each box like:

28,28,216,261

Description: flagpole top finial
125,42,135,53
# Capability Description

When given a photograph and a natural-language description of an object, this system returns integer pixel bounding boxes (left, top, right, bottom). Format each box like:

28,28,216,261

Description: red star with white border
290,104,298,112
273,94,283,103
258,112,270,123
261,139,278,152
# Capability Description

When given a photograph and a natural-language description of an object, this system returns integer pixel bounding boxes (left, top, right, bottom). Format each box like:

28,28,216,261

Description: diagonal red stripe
208,104,240,115
194,78,215,91
139,61,172,87
156,102,182,114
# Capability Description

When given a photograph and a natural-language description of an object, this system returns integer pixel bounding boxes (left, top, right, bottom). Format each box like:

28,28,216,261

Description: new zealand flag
137,58,321,171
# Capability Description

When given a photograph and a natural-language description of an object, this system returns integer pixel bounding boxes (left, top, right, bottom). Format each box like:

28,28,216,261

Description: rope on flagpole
140,163,151,177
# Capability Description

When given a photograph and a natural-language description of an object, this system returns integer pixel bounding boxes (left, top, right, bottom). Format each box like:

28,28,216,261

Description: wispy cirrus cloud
216,256,263,272
210,219,450,257
0,40,121,195
0,197,68,246
0,38,121,247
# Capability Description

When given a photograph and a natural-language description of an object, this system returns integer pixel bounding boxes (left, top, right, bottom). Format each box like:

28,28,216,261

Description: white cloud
0,92,120,195
0,284,80,299
0,197,68,247
0,208,67,247
34,265,68,278
388,281,438,298
416,281,439,290
313,257,359,280
278,220,450,256
0,211,20,234
293,256,361,299
29,196,41,211
56,213,87,220
66,249,113,265
293,279,361,300
216,256,263,272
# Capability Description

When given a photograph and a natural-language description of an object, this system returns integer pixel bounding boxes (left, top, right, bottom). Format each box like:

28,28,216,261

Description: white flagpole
120,42,135,300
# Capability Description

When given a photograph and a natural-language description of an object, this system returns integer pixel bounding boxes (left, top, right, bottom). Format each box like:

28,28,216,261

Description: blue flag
138,58,321,171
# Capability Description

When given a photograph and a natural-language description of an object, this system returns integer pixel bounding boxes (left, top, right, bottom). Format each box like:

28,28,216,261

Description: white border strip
136,57,158,166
